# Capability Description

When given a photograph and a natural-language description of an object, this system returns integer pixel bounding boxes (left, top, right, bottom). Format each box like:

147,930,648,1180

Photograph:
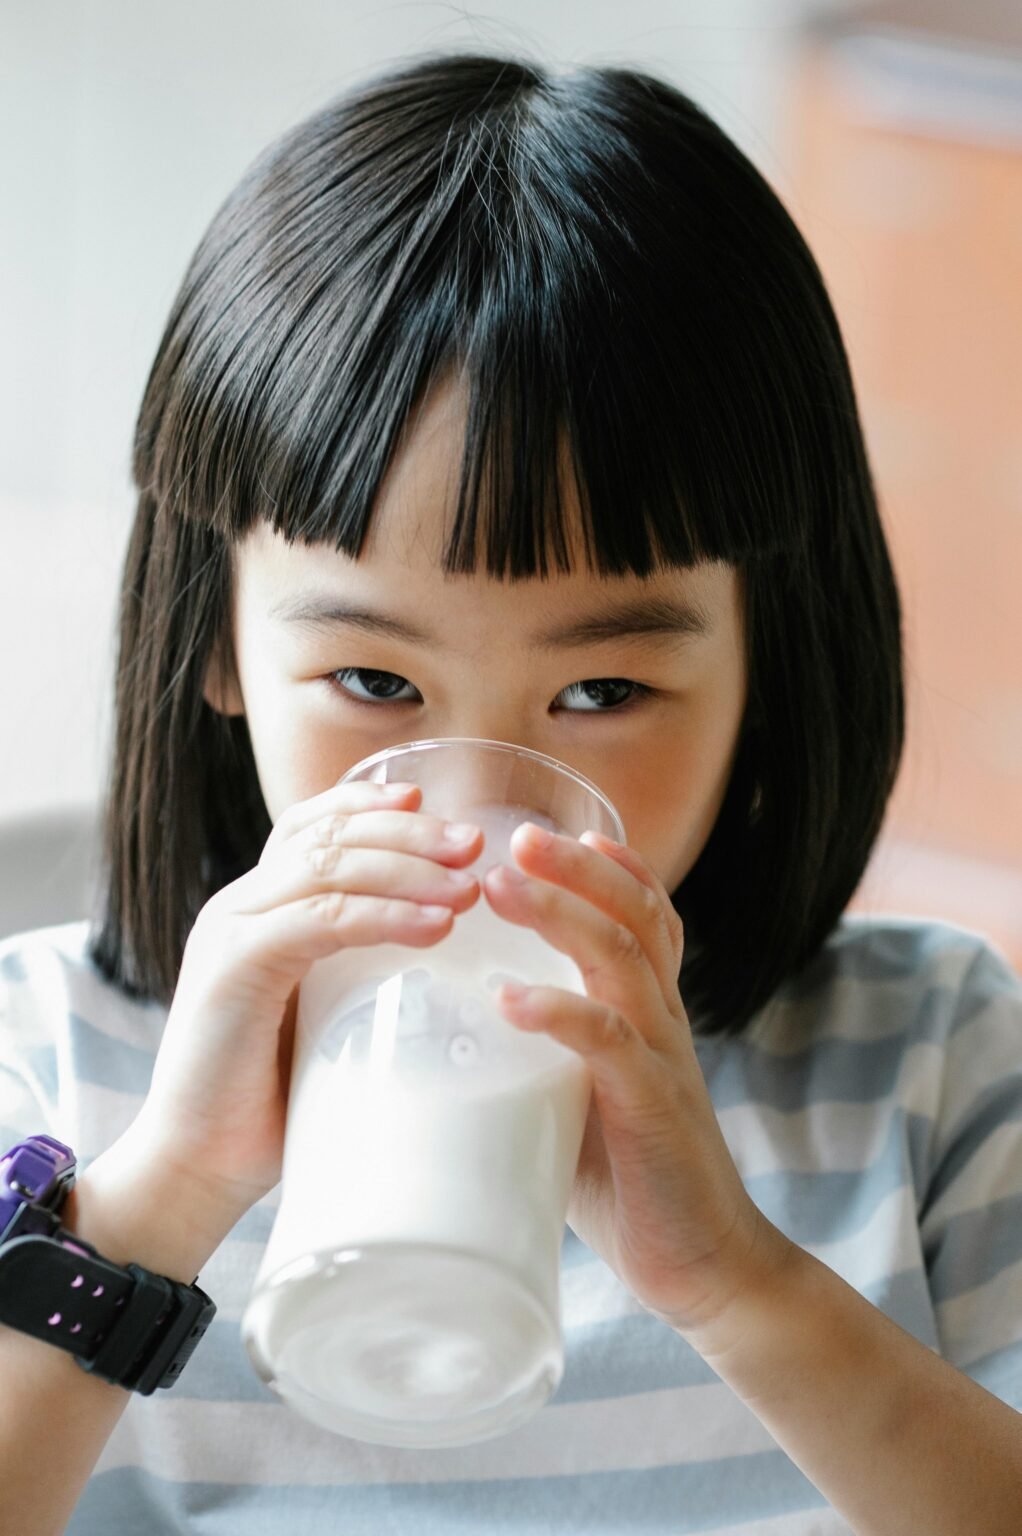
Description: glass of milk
241,737,625,1448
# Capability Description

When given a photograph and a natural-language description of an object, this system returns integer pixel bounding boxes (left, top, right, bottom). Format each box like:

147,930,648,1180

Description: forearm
0,1130,228,1536
684,1217,1022,1535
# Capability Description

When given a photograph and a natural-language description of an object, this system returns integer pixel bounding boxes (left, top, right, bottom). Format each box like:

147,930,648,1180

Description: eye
326,669,655,713
554,679,654,712
329,668,420,704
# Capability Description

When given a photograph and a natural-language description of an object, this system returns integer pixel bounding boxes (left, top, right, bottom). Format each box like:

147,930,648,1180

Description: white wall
0,0,830,821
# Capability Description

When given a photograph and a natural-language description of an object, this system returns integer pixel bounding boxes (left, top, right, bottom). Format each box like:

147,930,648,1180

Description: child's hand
484,827,791,1337
128,781,481,1239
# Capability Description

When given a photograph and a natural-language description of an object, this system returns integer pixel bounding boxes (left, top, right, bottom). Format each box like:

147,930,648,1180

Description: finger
191,887,460,989
483,862,678,1051
496,982,658,1112
223,839,481,919
262,802,484,873
264,780,423,853
496,824,685,1005
579,832,686,977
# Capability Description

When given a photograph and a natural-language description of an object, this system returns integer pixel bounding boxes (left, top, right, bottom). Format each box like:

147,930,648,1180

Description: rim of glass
340,736,625,841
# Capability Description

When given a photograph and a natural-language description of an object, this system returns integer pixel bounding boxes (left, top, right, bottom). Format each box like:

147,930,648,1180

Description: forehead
232,375,741,630
233,522,743,678
360,373,589,572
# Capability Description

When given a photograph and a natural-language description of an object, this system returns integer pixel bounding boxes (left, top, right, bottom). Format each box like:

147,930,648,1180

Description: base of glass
241,1242,563,1448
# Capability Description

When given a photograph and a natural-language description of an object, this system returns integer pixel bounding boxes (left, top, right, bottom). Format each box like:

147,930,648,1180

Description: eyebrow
269,591,713,652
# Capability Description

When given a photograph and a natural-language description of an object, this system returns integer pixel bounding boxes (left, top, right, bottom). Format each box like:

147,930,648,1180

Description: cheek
238,673,370,823
618,750,714,893
618,702,745,895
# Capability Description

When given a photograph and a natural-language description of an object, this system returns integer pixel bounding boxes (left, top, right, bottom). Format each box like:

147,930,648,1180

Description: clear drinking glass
241,738,625,1448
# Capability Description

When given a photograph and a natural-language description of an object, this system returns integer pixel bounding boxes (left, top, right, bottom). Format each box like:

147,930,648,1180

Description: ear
202,634,245,717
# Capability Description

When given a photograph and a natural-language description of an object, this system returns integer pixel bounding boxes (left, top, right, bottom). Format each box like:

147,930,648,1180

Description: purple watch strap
0,1136,75,1238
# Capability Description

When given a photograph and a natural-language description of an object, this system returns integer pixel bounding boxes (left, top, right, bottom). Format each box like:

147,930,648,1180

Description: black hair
89,51,903,1035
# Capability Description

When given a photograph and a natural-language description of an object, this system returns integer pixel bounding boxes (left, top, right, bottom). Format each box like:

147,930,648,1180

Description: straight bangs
137,55,825,584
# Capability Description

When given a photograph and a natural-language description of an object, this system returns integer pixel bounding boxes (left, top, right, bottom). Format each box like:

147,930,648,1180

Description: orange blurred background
788,1,1022,969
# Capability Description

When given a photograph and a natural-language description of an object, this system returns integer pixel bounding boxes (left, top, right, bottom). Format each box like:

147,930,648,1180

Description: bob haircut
89,51,903,1036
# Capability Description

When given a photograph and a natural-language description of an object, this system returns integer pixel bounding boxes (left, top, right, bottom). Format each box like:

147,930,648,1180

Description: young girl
1,51,1020,1536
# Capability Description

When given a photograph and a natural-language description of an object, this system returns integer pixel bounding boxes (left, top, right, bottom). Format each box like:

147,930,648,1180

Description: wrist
670,1206,802,1364
62,1123,237,1283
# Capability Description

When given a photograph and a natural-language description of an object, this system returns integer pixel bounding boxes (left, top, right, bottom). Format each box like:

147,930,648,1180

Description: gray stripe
923,1080,1022,1210
741,1111,911,1244
956,1338,1022,1410
560,1225,592,1268
227,1202,279,1246
12,1029,152,1106
926,1194,1022,1304
0,949,30,985
778,920,971,1000
173,1317,280,1404
555,1317,718,1402
946,944,1020,1033
65,1011,156,1094
697,994,953,1112
904,1110,935,1198
73,1449,829,1535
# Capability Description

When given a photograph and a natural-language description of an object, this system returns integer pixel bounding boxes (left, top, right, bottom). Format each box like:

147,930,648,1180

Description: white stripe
1,921,161,1054
57,957,165,1051
2,988,60,1052
0,1063,46,1131
56,1082,144,1159
561,1252,646,1327
3,943,80,1051
96,1381,778,1484
938,1006,1022,1147
748,978,909,1055
922,1121,1022,1226
717,1099,893,1181
895,1040,945,1122
936,1254,1022,1367
747,932,979,1057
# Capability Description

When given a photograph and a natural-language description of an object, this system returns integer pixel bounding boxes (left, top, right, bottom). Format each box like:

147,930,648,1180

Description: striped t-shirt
1,914,1020,1535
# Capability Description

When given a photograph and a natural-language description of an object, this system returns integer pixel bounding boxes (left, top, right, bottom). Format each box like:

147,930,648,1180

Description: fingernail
495,864,527,885
583,830,621,849
418,905,452,922
444,822,480,843
381,782,416,797
522,823,553,849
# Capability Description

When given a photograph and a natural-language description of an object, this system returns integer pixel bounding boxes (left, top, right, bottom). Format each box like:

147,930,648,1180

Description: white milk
242,804,595,1446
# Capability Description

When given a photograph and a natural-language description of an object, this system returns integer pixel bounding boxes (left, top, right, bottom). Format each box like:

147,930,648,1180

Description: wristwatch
0,1134,216,1394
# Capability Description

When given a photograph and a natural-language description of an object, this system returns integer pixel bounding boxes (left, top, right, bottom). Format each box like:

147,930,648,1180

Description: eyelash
327,668,656,715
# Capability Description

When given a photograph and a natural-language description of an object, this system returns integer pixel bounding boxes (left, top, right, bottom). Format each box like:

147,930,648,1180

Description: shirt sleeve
918,938,1022,1410
0,937,60,1148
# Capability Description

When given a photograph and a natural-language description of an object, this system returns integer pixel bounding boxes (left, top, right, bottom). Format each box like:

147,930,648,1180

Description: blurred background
2,0,1020,966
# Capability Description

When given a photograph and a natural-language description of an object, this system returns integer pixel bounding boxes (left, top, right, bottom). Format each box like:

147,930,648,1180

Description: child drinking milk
1,51,1020,1535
